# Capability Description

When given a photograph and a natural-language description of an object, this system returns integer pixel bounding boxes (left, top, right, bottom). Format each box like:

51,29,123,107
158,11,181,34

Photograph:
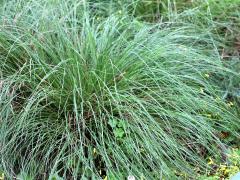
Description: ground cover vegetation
0,0,239,179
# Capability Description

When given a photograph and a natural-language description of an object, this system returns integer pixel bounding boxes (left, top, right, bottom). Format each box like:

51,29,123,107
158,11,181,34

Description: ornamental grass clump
0,1,239,179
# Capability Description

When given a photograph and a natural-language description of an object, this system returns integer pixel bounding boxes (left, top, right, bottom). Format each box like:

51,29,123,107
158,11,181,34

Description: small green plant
108,118,128,140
